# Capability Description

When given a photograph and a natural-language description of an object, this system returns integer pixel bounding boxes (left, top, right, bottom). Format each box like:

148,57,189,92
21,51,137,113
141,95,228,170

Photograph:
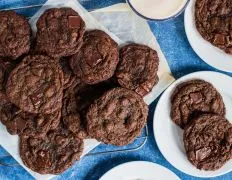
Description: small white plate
100,161,180,180
153,71,232,178
185,0,232,72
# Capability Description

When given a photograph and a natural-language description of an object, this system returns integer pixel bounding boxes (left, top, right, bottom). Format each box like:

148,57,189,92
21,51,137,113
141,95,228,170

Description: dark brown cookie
116,44,159,97
69,30,119,84
0,11,31,59
62,79,117,139
60,58,79,90
20,123,84,174
195,0,232,54
6,55,64,114
184,114,232,171
0,96,60,137
171,80,225,128
36,8,85,58
86,87,148,146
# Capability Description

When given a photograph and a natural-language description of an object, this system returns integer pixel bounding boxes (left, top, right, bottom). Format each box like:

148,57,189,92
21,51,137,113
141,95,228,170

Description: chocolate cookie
171,80,225,128
184,114,232,171
195,0,232,54
0,11,31,59
0,98,60,137
62,80,116,138
6,55,64,114
86,87,148,146
69,30,119,84
36,8,85,58
20,123,84,174
116,44,159,97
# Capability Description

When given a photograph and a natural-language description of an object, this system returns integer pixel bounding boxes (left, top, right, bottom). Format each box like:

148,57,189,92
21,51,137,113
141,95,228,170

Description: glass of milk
126,0,189,21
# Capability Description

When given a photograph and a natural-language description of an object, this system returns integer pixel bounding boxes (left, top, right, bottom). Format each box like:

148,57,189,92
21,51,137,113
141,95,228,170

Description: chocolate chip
68,16,81,29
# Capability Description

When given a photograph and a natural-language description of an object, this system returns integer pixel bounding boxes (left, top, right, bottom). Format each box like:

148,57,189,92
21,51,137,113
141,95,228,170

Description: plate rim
99,161,180,180
184,0,232,73
153,71,232,178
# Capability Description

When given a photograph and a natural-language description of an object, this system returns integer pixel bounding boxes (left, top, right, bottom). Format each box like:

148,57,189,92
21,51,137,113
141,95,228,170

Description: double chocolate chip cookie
116,44,159,97
62,79,117,139
0,97,60,137
0,11,31,59
69,30,119,84
6,55,64,114
195,0,232,54
86,87,148,146
20,123,84,174
171,80,225,128
36,8,85,58
184,114,232,171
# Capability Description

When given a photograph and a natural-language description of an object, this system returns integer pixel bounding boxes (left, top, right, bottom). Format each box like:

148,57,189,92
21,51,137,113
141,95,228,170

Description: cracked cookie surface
86,87,148,146
6,55,64,114
184,114,232,170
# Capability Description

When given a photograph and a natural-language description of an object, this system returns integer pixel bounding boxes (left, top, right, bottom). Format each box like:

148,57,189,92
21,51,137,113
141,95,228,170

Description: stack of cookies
0,7,159,174
171,80,232,171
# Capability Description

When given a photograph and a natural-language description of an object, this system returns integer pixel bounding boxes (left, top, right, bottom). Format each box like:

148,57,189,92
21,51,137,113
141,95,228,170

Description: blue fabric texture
0,0,231,179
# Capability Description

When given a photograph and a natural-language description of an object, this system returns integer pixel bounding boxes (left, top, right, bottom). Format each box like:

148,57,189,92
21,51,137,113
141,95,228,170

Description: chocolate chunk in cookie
184,114,232,171
116,44,159,97
36,8,85,58
171,80,225,128
0,97,60,137
20,123,84,174
86,87,148,146
69,30,119,84
0,11,31,59
195,0,232,54
6,55,64,114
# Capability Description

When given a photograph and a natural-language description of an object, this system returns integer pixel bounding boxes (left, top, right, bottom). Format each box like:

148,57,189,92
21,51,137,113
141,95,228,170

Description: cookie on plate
171,80,225,128
6,55,64,114
195,0,232,54
36,8,85,58
20,123,84,174
0,11,31,59
116,44,159,97
0,97,60,137
184,114,232,171
86,87,148,146
69,30,119,84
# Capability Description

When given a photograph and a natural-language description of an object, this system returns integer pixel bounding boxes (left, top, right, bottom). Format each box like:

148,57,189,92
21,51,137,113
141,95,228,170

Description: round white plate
100,161,180,180
185,0,232,72
153,71,232,178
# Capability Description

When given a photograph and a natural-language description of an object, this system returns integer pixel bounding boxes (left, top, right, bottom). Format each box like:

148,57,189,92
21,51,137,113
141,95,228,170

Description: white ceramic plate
100,161,180,180
184,0,232,72
153,71,232,178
